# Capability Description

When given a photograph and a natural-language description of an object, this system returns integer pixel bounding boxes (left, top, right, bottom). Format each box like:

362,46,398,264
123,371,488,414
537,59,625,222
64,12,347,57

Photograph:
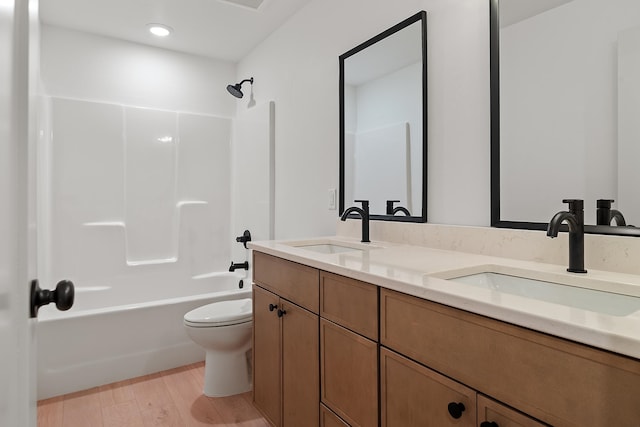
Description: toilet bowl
184,298,253,397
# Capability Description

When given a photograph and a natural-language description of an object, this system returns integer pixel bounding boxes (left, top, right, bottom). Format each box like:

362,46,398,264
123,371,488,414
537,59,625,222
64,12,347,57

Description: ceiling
40,0,314,62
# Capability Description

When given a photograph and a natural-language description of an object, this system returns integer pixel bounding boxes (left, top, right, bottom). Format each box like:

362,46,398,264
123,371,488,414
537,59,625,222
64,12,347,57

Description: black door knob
268,303,278,312
447,402,465,419
480,422,499,427
277,309,286,318
30,279,75,318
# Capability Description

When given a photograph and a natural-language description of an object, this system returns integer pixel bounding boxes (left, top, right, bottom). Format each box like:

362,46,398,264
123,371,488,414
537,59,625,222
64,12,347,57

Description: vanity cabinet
380,288,640,427
253,251,640,427
252,252,320,427
319,272,378,427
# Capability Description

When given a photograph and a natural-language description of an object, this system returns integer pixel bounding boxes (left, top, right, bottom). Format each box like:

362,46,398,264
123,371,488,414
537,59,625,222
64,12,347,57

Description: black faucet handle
562,199,584,212
353,199,369,212
386,200,400,214
597,199,615,208
235,230,252,249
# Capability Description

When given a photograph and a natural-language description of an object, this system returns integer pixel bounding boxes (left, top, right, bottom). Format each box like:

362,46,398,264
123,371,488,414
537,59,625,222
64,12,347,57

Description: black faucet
596,199,626,226
229,261,249,272
340,200,370,243
546,199,587,273
386,200,411,216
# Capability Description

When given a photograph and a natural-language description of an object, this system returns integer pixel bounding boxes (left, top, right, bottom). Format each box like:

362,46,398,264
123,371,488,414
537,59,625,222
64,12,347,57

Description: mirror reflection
492,0,640,235
340,11,427,222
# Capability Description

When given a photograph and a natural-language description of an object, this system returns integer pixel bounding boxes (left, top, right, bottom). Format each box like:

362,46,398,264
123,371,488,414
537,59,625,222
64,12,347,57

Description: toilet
183,298,253,397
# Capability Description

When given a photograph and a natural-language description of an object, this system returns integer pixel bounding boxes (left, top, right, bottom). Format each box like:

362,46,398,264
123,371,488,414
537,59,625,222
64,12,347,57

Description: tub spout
229,261,249,272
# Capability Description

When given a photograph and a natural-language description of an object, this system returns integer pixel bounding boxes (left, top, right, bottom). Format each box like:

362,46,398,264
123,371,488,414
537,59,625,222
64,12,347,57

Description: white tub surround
249,233,640,360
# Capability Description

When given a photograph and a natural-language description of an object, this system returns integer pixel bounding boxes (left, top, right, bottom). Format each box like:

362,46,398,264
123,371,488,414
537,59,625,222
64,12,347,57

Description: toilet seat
184,298,252,327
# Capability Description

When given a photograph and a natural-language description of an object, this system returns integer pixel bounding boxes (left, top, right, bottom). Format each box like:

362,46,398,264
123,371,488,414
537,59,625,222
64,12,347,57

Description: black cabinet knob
447,402,465,419
277,309,287,318
268,303,277,312
480,422,499,427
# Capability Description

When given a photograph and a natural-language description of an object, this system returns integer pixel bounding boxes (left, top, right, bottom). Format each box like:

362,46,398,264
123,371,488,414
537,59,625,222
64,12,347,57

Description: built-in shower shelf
81,202,211,268
82,221,125,228
176,200,208,207
126,257,178,267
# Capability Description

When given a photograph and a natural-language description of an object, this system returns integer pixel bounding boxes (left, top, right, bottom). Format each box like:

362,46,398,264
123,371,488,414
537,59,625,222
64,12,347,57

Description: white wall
41,25,236,116
500,0,640,224
237,0,491,239
351,62,422,214
618,25,640,225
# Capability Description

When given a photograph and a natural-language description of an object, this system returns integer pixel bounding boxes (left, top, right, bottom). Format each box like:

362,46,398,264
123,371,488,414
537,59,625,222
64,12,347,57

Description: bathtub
36,271,251,400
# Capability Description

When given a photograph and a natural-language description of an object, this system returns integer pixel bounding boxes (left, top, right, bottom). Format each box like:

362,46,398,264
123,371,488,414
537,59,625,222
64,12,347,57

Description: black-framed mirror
339,11,427,222
490,0,640,237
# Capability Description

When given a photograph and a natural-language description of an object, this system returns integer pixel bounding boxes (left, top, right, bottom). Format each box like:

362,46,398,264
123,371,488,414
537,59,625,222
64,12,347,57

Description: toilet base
203,348,252,397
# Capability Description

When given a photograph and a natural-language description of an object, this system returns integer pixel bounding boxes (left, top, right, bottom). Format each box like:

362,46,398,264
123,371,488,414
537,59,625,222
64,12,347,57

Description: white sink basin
448,272,640,316
295,243,364,254
283,239,382,254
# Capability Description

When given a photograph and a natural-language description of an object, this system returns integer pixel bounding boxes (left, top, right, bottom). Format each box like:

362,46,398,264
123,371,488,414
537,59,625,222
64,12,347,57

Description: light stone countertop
249,235,640,360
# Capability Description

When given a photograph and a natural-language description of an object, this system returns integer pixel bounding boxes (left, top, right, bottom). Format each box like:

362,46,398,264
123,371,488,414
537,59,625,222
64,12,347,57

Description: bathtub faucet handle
235,230,252,249
229,261,249,272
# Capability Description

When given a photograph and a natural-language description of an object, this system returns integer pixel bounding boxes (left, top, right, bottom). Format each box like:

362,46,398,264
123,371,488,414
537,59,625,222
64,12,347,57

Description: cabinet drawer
320,319,378,427
253,252,319,313
380,347,476,427
380,288,640,427
320,404,349,427
477,395,547,427
320,272,378,340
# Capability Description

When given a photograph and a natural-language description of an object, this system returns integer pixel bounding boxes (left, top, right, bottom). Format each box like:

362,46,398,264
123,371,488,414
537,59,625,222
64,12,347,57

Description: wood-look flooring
37,362,269,427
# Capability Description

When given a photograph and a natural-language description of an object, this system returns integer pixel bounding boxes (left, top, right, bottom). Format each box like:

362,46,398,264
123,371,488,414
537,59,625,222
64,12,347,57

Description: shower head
226,77,254,98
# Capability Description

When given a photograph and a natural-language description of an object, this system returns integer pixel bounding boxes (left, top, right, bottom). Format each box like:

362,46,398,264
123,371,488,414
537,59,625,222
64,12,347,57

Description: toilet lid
184,298,252,327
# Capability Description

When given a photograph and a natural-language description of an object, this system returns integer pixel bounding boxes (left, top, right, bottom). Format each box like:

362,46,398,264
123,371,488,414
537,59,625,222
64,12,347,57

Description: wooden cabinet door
253,286,282,426
380,347,476,427
281,300,319,427
321,404,350,427
477,395,547,427
321,319,378,427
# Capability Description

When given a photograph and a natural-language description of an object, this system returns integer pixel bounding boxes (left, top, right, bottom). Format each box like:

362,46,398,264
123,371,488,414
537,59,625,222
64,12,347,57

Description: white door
1,1,38,425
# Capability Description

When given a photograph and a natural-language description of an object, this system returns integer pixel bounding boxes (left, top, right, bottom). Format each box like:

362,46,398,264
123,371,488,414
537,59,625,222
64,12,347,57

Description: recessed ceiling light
147,24,173,37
